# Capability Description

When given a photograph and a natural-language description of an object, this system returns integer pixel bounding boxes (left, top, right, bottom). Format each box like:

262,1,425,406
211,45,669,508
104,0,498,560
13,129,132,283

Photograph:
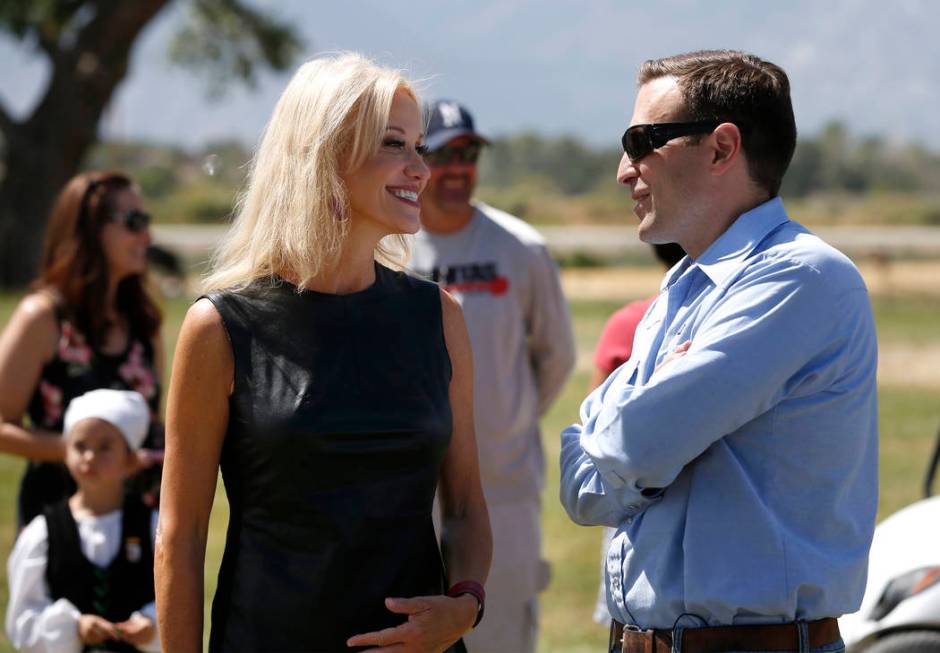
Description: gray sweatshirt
411,202,576,504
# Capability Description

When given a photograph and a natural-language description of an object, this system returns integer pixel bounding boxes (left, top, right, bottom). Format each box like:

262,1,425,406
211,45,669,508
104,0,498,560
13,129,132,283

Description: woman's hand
78,614,119,645
346,594,477,652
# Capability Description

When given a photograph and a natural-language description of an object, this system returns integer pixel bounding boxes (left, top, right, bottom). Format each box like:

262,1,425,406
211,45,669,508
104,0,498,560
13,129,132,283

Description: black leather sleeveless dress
205,263,459,652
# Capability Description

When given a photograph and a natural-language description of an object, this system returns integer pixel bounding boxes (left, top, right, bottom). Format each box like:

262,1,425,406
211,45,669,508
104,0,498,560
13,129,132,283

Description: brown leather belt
610,617,840,653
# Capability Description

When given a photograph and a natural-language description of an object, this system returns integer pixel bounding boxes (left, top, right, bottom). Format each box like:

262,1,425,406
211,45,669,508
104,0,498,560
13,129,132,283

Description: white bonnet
63,389,150,451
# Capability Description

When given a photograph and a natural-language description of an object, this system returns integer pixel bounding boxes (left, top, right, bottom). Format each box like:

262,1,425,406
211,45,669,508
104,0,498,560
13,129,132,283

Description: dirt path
877,343,940,389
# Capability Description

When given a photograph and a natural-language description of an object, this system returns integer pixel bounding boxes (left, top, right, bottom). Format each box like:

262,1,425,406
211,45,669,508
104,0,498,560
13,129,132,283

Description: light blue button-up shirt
560,197,878,629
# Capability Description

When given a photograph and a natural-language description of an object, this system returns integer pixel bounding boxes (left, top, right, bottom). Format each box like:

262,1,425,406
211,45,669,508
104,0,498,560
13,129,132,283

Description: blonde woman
155,53,491,652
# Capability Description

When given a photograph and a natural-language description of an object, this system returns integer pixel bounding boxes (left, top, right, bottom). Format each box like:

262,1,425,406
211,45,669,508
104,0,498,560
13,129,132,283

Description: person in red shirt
589,243,686,389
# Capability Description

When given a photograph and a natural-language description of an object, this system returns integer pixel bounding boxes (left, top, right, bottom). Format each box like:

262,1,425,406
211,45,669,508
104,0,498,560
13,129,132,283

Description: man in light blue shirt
560,50,877,653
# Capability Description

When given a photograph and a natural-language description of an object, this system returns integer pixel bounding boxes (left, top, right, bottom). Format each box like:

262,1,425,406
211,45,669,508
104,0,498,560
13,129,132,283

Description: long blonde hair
204,52,416,292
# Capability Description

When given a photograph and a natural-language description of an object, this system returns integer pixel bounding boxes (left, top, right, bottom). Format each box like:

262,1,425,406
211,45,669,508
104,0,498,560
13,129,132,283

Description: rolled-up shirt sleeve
562,255,871,522
6,517,83,653
559,369,655,526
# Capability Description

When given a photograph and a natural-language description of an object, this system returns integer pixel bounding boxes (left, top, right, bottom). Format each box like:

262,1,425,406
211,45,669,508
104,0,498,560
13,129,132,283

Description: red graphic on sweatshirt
422,262,510,296
444,276,510,296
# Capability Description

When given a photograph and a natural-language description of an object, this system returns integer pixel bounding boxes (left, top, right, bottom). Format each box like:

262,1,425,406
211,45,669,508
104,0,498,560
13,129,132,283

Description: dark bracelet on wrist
446,580,485,628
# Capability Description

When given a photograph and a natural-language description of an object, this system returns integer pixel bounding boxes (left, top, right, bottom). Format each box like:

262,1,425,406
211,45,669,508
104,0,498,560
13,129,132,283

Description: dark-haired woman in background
0,171,164,527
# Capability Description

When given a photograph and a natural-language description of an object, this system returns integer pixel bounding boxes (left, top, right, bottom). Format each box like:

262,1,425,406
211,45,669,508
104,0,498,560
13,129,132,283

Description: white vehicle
840,426,940,652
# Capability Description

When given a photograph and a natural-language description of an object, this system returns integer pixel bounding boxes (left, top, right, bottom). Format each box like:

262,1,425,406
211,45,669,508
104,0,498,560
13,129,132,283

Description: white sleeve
5,517,83,653
131,509,161,653
526,244,576,415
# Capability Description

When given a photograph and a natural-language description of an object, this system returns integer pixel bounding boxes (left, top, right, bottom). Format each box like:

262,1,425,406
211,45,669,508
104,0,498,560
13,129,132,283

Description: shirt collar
660,256,693,291
691,197,790,288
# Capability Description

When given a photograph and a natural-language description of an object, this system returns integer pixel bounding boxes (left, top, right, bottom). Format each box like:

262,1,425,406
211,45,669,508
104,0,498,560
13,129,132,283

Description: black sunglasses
423,142,483,166
621,121,721,162
111,209,151,233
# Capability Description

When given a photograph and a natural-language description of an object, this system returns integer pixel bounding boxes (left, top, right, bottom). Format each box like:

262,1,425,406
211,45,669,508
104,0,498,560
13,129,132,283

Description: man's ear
709,123,743,176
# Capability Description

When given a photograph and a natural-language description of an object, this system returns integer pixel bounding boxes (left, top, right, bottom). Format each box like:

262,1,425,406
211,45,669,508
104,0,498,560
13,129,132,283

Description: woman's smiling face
341,89,430,238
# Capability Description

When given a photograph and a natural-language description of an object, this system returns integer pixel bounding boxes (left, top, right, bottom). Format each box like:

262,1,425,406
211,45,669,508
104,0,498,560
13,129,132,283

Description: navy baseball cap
424,99,490,152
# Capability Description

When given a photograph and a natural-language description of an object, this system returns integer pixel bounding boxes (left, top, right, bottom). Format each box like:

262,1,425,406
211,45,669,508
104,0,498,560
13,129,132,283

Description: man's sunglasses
423,142,483,166
111,209,151,233
621,121,721,162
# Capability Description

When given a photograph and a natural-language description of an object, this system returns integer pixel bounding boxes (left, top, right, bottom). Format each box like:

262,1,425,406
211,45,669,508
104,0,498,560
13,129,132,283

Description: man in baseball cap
422,99,491,152
412,100,575,653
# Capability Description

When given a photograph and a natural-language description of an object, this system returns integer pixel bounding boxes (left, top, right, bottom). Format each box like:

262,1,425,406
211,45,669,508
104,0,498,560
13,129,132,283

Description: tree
0,0,302,288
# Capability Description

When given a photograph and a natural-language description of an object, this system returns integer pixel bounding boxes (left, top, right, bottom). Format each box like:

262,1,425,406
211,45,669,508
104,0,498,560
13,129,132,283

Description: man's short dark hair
638,50,796,197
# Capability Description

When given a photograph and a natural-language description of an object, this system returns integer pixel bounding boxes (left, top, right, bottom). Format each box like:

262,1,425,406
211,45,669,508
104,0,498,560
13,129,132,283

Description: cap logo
439,102,463,128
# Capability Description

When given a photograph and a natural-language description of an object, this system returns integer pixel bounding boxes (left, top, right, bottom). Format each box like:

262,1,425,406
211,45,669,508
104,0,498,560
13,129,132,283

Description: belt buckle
623,624,657,653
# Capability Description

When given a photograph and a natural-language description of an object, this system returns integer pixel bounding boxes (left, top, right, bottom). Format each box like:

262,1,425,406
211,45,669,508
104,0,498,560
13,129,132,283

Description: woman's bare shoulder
6,292,59,348
15,291,58,325
437,287,465,327
179,298,230,350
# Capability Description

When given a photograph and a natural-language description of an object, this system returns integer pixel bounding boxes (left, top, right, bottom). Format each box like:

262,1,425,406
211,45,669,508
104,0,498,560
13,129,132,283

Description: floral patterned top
19,306,161,526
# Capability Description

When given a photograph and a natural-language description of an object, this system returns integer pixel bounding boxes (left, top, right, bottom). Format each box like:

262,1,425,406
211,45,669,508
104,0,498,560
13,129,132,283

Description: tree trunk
0,0,170,289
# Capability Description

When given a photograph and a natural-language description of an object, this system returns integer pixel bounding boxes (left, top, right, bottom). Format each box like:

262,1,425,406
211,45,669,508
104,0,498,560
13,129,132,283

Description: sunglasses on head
423,141,483,166
621,121,721,162
110,209,151,233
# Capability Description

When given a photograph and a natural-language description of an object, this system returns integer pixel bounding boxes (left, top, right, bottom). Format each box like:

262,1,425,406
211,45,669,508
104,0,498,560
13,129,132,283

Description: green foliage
0,0,86,42
169,0,303,97
787,192,940,226
0,0,305,288
781,120,940,196
76,119,940,226
555,251,609,269
151,179,235,223
479,132,621,195
86,138,251,223
475,176,555,221
872,294,940,344
86,140,188,198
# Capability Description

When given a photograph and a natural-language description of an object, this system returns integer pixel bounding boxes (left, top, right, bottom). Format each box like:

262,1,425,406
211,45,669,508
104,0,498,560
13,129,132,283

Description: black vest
44,498,154,653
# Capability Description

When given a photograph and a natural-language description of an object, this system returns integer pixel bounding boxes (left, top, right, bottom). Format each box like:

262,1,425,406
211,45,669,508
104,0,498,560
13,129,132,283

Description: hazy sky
2,0,939,150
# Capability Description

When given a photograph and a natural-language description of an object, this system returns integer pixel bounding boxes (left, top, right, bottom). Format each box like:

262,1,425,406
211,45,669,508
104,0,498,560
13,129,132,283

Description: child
6,389,160,653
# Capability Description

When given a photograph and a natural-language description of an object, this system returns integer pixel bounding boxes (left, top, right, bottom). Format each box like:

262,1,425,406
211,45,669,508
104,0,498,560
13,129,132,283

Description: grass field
0,263,938,653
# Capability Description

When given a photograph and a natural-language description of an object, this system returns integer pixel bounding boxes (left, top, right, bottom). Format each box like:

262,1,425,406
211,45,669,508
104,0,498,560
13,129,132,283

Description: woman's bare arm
0,293,67,461
436,288,491,590
155,298,232,652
